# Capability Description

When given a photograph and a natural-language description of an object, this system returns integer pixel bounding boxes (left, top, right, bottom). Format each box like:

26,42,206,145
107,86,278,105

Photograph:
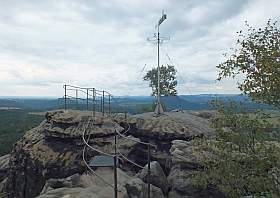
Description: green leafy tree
143,64,177,96
193,100,280,197
193,20,280,197
217,20,280,108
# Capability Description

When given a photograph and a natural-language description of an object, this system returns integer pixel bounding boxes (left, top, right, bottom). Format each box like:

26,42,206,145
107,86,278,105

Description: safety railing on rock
63,85,155,198
62,84,127,119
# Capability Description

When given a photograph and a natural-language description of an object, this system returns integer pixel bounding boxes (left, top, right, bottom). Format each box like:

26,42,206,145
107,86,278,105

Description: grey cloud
0,0,279,96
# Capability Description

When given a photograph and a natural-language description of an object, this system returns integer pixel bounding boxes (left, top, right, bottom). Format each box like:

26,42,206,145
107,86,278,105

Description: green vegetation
217,20,280,108
193,101,280,197
143,64,177,96
0,109,44,156
193,20,280,197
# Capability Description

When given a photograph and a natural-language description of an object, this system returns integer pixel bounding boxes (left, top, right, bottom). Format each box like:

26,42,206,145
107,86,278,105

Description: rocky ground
0,109,224,198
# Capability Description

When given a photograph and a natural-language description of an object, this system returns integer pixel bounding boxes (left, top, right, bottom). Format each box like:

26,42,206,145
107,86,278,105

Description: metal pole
157,24,160,110
64,85,67,110
86,89,89,110
109,94,111,115
147,144,151,198
76,89,78,109
102,91,105,117
93,88,95,121
114,129,118,198
100,96,102,113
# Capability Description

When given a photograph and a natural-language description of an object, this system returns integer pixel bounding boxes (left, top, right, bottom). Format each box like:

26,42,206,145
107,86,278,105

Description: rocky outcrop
38,167,131,198
5,110,130,198
127,112,215,141
0,154,9,183
125,178,165,198
137,161,168,195
167,140,225,198
4,110,217,198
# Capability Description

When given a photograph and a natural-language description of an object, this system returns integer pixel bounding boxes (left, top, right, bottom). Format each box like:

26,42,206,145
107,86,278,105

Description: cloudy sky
0,0,279,97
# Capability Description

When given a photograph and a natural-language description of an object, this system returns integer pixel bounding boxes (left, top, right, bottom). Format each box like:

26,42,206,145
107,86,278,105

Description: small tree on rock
143,64,177,96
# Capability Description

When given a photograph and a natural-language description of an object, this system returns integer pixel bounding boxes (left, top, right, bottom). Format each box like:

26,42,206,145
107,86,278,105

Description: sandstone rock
168,140,225,198
125,178,165,198
37,186,127,198
6,110,127,198
45,110,123,139
0,154,10,182
5,110,219,198
0,178,7,193
40,173,82,194
38,168,132,198
127,112,214,142
137,161,168,195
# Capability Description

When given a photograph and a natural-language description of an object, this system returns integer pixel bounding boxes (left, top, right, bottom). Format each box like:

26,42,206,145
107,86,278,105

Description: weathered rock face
5,110,128,198
125,178,165,198
167,140,225,198
0,154,9,194
0,154,9,183
137,161,169,195
37,168,131,198
5,110,218,198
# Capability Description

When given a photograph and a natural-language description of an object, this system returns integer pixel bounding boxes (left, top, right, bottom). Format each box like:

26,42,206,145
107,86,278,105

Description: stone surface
45,110,123,139
38,168,132,198
5,110,129,198
127,111,215,141
167,140,225,198
125,178,165,198
0,178,7,193
0,154,10,182
137,161,169,195
4,110,220,198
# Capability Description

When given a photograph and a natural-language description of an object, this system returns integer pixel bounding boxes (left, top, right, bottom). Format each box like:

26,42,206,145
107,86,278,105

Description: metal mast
154,11,167,115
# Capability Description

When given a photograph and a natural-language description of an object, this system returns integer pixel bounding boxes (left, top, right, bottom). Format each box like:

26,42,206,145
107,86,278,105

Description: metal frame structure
63,85,156,198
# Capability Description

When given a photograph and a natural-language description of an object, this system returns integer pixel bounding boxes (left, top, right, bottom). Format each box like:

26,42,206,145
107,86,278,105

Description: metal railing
63,85,155,198
62,84,120,117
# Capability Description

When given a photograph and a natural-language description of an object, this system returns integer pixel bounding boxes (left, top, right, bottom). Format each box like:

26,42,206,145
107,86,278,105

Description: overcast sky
0,0,279,97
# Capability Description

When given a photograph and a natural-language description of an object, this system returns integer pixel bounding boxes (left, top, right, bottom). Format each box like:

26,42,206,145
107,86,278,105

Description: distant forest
0,94,275,113
0,94,276,156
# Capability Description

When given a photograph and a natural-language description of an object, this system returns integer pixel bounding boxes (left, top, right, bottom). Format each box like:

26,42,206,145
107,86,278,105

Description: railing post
148,144,151,198
102,91,105,117
114,129,118,198
92,88,95,121
86,89,89,110
64,85,67,110
76,89,78,110
109,94,111,115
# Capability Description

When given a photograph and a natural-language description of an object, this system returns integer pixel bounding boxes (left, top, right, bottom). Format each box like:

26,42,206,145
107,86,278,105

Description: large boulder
38,168,132,198
125,178,165,198
137,161,168,195
127,111,215,141
167,140,225,198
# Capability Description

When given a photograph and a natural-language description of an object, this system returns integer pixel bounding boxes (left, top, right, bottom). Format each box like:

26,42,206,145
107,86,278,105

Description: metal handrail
63,84,153,197
82,118,116,189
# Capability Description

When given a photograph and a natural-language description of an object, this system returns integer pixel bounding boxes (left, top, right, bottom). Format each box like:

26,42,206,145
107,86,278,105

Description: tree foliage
193,100,280,197
143,64,177,96
217,20,280,108
193,20,280,197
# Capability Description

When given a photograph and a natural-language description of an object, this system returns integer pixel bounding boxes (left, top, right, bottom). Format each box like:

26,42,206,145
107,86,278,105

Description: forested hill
0,94,275,113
